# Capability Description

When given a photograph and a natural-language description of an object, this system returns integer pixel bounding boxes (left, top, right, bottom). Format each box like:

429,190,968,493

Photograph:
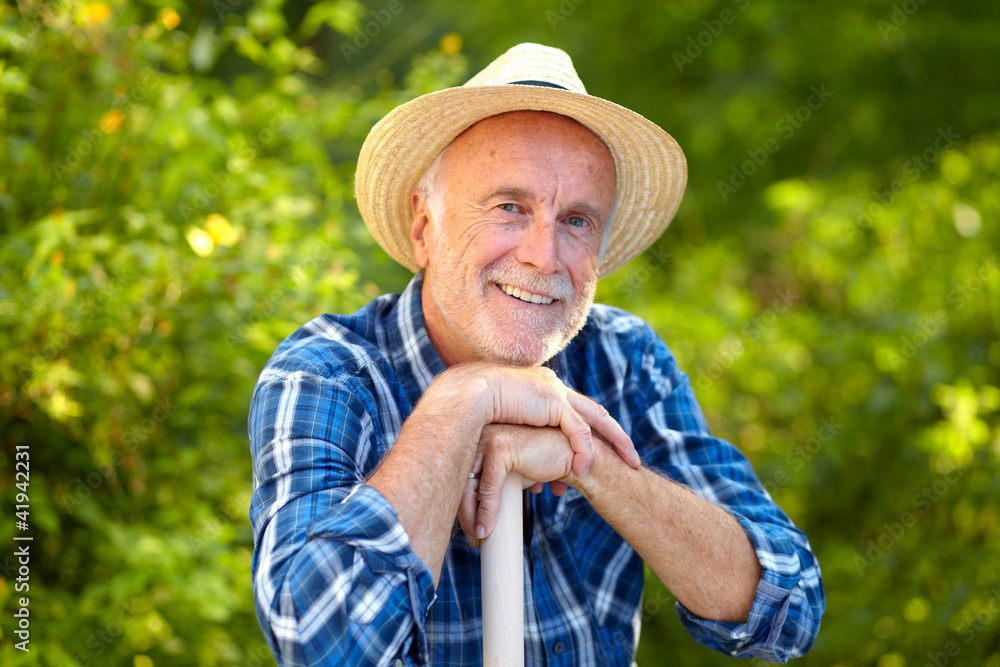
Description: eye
564,216,589,228
498,203,519,213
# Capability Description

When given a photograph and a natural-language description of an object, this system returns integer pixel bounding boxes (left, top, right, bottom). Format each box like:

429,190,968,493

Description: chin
482,343,555,367
473,321,578,367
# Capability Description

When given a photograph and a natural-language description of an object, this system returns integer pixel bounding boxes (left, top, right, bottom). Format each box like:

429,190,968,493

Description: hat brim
355,84,687,277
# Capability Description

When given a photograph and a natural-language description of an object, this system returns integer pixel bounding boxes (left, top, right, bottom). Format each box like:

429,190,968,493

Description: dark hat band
509,80,569,90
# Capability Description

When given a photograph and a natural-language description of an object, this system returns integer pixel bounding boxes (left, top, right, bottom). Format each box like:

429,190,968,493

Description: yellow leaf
100,109,126,133
439,33,463,56
158,8,181,31
81,2,112,24
952,202,981,238
48,391,84,421
205,213,240,246
903,596,930,623
205,213,230,241
876,654,904,667
185,226,214,257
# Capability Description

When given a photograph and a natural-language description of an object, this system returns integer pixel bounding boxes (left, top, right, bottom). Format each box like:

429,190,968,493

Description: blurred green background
1,0,998,665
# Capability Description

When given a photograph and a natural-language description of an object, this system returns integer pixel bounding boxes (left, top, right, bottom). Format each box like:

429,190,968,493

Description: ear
410,189,433,269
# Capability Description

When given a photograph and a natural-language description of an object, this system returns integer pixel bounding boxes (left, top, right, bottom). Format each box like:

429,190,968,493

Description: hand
472,363,639,475
434,363,637,544
459,424,625,547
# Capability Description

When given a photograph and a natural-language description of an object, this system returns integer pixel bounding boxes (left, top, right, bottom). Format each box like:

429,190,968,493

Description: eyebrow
482,185,607,229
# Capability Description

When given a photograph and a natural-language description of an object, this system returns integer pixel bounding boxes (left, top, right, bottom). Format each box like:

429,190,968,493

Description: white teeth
498,283,554,304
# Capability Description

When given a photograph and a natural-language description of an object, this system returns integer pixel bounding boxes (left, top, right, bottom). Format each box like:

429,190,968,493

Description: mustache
483,260,575,302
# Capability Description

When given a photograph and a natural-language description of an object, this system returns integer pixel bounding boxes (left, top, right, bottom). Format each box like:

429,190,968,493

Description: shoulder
575,303,672,362
563,303,682,406
258,293,400,385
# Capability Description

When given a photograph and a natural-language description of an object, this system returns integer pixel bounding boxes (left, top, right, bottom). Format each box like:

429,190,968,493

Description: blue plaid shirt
248,272,824,666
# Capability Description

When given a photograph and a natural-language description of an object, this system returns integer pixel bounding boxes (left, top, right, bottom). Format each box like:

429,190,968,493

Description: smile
496,283,555,305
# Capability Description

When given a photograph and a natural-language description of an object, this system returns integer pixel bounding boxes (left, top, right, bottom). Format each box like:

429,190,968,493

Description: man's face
410,110,616,367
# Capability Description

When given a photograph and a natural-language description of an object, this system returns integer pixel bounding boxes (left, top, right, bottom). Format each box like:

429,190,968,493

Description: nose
514,217,560,274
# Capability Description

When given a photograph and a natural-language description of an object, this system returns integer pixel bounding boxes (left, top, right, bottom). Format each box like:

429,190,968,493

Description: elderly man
249,44,824,666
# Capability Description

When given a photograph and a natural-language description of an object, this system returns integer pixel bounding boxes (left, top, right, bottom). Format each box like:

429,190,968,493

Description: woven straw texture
354,43,687,277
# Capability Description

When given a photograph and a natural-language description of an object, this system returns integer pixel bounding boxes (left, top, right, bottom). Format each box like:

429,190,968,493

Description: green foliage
1,0,998,665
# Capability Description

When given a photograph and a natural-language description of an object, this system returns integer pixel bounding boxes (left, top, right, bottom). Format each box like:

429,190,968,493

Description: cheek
563,241,601,279
463,224,519,261
573,269,599,296
431,227,504,281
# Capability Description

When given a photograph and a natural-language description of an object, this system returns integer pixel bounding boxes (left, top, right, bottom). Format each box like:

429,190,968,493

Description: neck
420,276,477,368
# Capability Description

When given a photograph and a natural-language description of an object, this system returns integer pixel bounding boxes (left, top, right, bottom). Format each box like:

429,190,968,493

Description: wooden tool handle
481,471,524,667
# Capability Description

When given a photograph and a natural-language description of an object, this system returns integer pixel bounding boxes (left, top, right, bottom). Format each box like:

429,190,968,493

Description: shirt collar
386,271,448,406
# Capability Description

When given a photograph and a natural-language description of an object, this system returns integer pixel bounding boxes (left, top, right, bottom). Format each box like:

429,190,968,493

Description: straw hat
354,43,687,277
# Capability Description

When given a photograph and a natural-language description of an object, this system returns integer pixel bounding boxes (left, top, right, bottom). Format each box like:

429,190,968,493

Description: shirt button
553,641,565,654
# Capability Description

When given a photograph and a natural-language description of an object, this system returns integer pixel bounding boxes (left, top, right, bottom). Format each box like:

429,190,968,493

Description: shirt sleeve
248,367,436,667
629,328,825,662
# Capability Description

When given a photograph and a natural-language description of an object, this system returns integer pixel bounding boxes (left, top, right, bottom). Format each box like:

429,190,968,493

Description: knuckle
489,431,509,454
561,456,573,478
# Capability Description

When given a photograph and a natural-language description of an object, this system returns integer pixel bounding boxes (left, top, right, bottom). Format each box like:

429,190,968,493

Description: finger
549,480,568,496
458,475,480,544
567,393,639,469
458,451,485,543
475,455,509,540
611,439,642,470
518,474,541,491
592,430,643,473
528,481,544,493
553,407,594,478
